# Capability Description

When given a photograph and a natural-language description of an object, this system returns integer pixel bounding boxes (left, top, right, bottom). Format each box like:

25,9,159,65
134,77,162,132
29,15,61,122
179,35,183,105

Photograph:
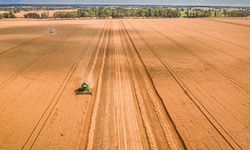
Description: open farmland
0,18,250,149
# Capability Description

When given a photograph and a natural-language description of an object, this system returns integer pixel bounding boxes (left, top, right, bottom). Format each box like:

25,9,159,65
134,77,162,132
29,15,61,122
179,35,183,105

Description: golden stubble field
0,18,250,150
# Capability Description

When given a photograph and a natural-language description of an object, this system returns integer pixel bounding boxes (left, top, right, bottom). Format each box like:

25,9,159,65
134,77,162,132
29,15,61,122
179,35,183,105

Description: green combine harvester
75,82,93,95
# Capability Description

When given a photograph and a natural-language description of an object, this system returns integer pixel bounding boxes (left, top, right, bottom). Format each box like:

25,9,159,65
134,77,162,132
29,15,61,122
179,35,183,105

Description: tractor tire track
118,20,158,150
186,19,250,40
204,18,250,28
0,26,47,43
77,20,109,150
0,26,81,91
153,20,250,66
0,25,65,59
85,20,110,150
0,34,49,59
163,20,250,52
127,19,242,150
21,22,102,150
121,20,186,150
141,20,250,94
118,20,150,150
147,19,250,129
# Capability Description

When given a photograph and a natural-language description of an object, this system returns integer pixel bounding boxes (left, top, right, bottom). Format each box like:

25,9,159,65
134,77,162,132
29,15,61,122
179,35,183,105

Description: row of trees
23,12,40,18
54,7,249,19
0,10,16,19
53,11,78,19
23,11,50,19
74,7,181,19
186,9,249,18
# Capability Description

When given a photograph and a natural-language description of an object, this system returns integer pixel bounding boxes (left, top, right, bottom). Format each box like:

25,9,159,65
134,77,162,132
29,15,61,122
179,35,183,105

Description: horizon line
0,4,250,7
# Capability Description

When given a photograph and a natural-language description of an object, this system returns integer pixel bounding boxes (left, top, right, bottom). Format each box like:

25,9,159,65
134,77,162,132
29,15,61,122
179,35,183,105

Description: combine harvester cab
75,82,93,95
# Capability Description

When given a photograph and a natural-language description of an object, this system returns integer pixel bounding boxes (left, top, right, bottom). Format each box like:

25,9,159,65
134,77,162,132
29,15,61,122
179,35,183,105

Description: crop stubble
0,18,249,149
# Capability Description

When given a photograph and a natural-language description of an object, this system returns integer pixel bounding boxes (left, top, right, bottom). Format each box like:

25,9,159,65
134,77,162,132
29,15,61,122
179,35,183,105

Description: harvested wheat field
0,18,250,150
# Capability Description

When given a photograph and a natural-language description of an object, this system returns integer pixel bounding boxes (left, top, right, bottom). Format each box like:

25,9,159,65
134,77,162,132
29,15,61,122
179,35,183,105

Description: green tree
3,13,9,18
149,8,154,18
105,9,112,18
146,9,150,18
53,12,59,20
154,8,159,18
9,10,16,18
41,11,49,19
66,12,70,19
159,9,164,18
91,7,98,18
84,11,89,19
89,10,94,19
112,9,117,18
141,9,146,18
0,14,4,19
175,8,181,17
126,9,131,18
131,9,137,18
59,11,66,19
186,11,190,18
78,11,81,19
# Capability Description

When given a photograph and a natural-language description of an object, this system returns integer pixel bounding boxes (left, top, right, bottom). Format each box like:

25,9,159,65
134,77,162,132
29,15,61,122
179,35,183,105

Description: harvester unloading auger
75,82,93,95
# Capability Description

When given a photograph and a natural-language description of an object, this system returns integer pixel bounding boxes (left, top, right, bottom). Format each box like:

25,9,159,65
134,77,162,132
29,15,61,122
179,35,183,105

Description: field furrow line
118,20,146,150
117,24,128,150
21,22,101,150
77,20,108,150
0,23,45,35
86,20,110,150
0,27,81,91
118,20,153,149
0,26,47,42
142,20,250,94
115,23,122,149
129,19,241,150
154,20,250,66
0,25,66,59
0,34,49,59
186,19,250,40
123,20,184,150
163,20,250,52
205,19,250,28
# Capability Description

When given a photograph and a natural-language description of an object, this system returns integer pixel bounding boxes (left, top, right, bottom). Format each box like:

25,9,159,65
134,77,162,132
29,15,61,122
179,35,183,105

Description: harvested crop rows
0,18,249,150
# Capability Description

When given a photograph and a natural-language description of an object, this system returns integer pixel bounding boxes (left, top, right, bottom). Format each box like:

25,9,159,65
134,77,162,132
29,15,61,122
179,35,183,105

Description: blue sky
0,0,250,6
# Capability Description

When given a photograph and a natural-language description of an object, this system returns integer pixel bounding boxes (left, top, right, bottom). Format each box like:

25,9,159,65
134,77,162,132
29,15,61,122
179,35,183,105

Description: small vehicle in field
75,82,93,95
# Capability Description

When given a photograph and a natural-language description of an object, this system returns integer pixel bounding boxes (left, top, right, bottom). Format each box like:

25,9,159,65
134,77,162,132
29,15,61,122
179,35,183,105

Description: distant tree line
0,10,16,19
0,7,32,12
185,9,249,18
23,11,50,19
52,7,250,19
53,11,78,19
51,7,182,19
